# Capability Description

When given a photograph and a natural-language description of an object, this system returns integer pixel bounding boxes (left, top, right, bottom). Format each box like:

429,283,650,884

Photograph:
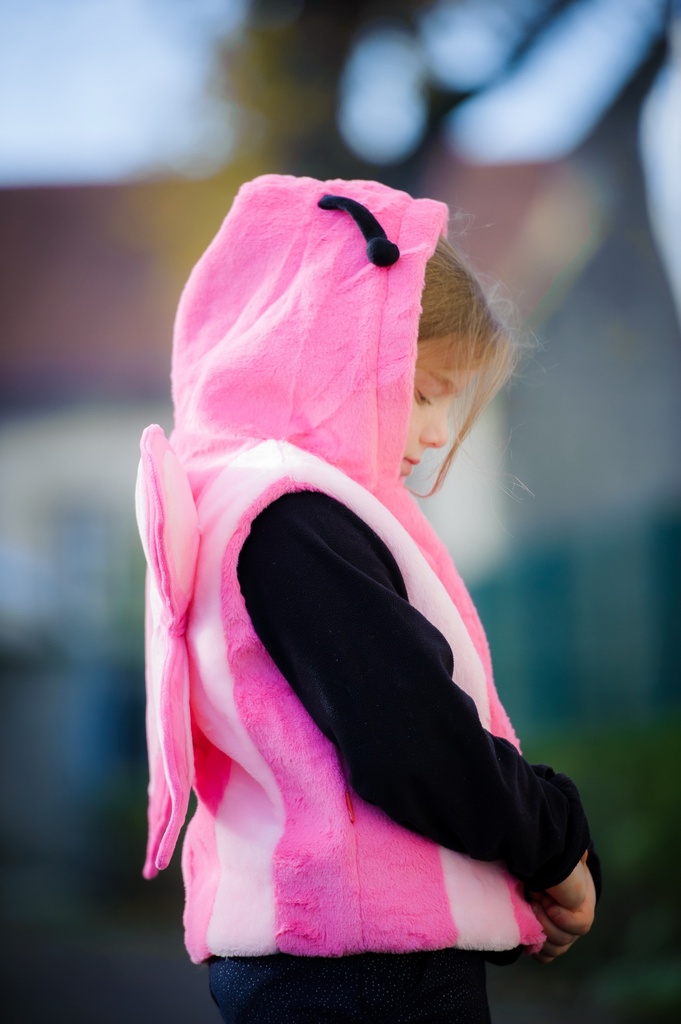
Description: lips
401,457,419,477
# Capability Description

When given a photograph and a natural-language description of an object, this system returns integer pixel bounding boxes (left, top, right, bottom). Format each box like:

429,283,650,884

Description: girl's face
400,362,469,479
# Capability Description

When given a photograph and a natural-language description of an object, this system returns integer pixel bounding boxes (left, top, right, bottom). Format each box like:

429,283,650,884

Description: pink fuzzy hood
169,174,448,494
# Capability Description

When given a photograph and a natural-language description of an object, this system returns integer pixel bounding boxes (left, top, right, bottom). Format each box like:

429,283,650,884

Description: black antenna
318,194,400,267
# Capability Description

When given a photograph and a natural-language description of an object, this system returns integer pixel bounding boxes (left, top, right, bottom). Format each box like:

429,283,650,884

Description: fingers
543,899,593,937
530,899,582,965
533,945,573,965
532,928,578,964
529,858,597,966
531,902,578,947
531,864,596,936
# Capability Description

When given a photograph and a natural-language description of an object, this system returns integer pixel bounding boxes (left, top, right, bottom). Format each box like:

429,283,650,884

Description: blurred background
0,1,679,1021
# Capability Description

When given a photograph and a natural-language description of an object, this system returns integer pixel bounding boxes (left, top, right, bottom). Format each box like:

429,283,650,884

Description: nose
421,406,450,450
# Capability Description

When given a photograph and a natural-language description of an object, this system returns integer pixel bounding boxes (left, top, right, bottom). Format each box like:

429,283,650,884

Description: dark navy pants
208,947,491,1023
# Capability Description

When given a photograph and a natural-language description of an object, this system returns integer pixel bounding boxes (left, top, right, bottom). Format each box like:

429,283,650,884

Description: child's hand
529,852,596,964
545,850,591,910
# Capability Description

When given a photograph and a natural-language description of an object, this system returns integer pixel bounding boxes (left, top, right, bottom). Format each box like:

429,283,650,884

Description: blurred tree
223,0,667,187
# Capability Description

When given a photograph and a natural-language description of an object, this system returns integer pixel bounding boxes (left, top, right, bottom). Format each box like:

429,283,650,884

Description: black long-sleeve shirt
237,490,596,895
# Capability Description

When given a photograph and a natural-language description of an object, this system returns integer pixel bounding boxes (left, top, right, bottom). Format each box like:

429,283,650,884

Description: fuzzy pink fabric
136,174,543,961
136,425,199,878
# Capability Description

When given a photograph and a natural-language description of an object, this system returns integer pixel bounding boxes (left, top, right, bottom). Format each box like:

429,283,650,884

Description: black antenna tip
366,236,400,267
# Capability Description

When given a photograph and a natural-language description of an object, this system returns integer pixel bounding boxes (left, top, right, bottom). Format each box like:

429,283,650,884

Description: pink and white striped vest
136,429,545,963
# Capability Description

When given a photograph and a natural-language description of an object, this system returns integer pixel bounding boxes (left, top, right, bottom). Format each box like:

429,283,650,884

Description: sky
0,0,670,185
0,0,245,185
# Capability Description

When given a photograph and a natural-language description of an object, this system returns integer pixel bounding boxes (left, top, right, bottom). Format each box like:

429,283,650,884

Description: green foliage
515,718,681,1021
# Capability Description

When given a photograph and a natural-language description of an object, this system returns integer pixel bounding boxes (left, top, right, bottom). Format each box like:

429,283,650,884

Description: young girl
136,174,597,1023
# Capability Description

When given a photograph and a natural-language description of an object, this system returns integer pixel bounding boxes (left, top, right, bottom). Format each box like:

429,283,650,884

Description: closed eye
415,390,431,406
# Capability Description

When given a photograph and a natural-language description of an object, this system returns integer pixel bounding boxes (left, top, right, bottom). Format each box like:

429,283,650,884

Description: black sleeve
237,490,591,892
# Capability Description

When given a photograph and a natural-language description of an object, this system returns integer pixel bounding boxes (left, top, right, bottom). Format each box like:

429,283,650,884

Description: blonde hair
417,234,520,492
